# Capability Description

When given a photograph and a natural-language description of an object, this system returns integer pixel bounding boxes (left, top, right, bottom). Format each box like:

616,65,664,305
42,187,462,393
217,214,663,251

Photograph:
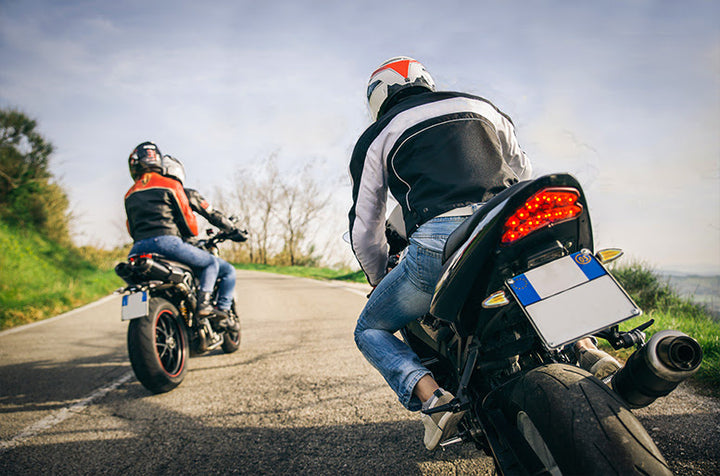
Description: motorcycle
383,174,702,475
114,229,246,394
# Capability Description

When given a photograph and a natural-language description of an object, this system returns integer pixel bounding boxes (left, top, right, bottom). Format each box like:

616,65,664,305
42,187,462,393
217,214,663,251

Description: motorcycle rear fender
429,174,594,328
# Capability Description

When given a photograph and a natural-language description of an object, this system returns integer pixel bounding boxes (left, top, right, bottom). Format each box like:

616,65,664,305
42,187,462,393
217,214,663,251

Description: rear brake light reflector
501,188,583,244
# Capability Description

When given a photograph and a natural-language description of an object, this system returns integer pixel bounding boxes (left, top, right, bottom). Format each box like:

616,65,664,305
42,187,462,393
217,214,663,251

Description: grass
234,262,366,283
0,220,124,330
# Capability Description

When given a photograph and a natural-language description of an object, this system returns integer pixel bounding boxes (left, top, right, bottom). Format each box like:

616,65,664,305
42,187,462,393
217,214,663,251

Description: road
0,270,718,475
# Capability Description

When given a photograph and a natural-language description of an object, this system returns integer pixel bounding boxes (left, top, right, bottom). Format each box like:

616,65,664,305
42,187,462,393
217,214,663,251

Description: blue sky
1,0,718,274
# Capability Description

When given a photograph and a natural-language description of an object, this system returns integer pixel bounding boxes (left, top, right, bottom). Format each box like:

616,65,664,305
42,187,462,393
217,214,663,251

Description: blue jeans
354,215,471,411
129,235,236,310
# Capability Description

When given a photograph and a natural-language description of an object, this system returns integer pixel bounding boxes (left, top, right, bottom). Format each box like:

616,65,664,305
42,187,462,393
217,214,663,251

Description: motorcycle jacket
125,173,238,242
125,172,199,241
349,90,532,286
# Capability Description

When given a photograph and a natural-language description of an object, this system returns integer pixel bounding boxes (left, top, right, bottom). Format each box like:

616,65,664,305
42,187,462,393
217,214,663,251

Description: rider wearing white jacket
349,88,532,287
349,57,531,450
349,57,618,451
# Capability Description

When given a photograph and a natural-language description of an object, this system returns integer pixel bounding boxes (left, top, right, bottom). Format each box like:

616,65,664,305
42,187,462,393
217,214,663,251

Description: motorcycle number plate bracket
505,250,640,350
121,291,149,321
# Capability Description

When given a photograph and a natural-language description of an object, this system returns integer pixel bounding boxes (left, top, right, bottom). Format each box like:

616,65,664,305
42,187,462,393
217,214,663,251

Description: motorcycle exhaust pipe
611,330,703,409
132,256,173,281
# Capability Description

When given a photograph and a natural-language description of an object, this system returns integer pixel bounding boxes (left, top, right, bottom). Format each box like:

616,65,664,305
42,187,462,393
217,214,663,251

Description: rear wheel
501,363,671,475
127,297,188,394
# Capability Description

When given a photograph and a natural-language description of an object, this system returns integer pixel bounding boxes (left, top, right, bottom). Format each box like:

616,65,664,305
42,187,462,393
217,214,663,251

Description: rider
125,141,245,328
349,57,619,450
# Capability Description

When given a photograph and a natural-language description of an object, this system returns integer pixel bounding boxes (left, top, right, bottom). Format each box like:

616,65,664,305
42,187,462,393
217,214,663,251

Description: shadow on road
0,351,129,413
0,380,491,475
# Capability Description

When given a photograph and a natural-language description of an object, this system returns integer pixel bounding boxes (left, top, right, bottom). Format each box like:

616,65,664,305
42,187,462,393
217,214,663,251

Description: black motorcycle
115,229,246,394
387,174,702,475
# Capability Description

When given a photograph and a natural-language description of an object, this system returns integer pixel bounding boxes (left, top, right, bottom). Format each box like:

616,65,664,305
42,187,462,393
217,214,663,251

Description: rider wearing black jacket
125,142,243,322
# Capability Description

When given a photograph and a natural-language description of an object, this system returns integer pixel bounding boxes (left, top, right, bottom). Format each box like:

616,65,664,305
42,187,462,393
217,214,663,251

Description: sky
1,0,718,274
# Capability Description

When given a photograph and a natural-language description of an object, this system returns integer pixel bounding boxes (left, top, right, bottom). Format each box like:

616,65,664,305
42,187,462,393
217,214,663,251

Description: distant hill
661,273,720,320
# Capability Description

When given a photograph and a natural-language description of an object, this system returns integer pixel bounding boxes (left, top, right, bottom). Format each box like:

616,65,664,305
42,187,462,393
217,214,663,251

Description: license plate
505,251,640,349
121,291,148,321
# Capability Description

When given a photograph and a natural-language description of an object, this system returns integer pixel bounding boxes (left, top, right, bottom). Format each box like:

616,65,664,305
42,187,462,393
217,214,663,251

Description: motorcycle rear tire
127,297,189,394
503,363,671,475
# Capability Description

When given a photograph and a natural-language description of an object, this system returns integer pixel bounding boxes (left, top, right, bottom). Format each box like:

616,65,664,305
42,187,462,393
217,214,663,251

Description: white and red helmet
366,56,436,121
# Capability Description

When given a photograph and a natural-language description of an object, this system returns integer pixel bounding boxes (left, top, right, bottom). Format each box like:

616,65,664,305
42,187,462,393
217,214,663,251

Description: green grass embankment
0,220,124,330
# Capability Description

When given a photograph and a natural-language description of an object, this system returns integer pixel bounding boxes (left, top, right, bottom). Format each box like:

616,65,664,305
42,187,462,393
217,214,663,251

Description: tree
0,108,71,244
231,154,282,264
229,154,331,266
275,166,330,266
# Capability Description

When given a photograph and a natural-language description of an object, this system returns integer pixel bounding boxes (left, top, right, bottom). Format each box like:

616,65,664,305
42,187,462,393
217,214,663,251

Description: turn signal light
596,248,624,264
501,188,583,244
482,290,510,308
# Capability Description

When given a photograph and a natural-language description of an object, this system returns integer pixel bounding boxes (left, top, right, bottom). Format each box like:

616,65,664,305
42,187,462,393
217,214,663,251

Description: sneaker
421,389,466,450
577,348,621,380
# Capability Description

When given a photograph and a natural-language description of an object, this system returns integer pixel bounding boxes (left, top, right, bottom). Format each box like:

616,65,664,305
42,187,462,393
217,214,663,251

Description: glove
229,228,248,242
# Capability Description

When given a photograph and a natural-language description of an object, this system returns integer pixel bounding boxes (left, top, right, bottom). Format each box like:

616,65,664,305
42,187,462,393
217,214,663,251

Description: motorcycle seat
442,206,491,263
441,182,525,263
129,253,195,274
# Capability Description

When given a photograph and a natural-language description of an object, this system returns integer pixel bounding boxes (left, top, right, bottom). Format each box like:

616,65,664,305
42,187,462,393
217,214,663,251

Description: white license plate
505,251,640,349
121,291,149,321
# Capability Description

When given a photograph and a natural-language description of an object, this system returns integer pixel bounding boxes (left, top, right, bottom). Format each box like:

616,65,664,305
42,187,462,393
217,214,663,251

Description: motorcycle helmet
162,155,186,185
366,56,436,121
128,141,163,181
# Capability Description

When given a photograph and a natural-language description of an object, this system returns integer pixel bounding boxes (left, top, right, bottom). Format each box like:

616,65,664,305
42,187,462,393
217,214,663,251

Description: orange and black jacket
125,172,235,242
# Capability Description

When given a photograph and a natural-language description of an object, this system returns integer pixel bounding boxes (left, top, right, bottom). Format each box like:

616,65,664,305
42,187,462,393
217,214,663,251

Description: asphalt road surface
0,270,718,475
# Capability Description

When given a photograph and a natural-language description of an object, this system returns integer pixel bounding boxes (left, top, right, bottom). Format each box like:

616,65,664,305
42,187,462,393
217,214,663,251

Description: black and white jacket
348,90,532,286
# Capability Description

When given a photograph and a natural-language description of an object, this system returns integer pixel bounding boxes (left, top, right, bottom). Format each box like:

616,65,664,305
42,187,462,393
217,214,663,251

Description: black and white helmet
128,141,163,181
162,155,186,185
366,56,435,121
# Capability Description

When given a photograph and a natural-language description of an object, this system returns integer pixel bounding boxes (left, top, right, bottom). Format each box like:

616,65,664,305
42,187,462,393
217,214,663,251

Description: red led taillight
501,187,583,244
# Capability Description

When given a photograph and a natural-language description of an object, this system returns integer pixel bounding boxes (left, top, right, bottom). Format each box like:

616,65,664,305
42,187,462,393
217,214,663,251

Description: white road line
0,294,119,338
0,370,134,454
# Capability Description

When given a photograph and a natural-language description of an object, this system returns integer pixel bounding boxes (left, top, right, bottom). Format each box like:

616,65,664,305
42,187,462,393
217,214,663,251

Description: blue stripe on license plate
509,274,541,306
572,252,606,280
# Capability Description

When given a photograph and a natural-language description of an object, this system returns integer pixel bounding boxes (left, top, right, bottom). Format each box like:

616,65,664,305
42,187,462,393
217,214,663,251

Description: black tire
501,363,671,475
127,297,189,394
221,301,241,354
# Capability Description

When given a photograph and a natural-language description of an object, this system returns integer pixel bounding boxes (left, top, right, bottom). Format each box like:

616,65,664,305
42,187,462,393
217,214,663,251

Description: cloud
1,0,718,272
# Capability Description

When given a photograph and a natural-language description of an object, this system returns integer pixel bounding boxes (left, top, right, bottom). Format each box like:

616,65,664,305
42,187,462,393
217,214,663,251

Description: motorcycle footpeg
422,398,469,415
439,435,464,449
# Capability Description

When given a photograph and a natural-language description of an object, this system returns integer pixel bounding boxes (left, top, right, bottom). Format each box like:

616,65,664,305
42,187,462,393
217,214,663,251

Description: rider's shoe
421,389,465,451
197,291,214,316
577,348,621,380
